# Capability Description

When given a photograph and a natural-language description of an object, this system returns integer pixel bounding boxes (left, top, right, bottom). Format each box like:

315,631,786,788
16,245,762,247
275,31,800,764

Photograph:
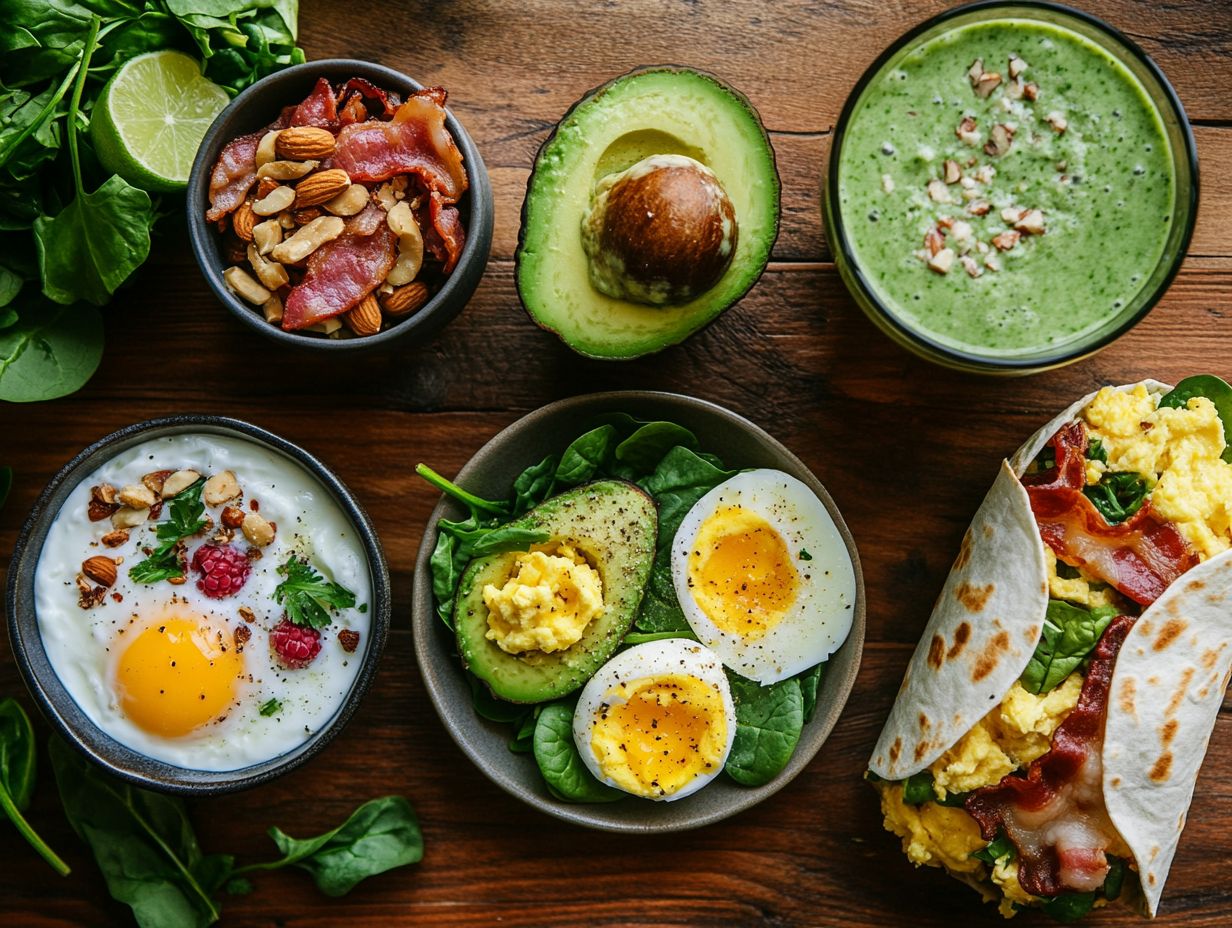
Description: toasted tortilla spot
918,712,929,730
1153,618,1188,651
1147,674,1160,686
982,523,994,539
1139,620,1154,637
914,741,929,762
1119,678,1137,717
954,528,974,570
1148,873,1157,886
971,631,1011,682
1160,718,1178,746
955,581,994,613
1024,623,1040,643
889,737,902,764
1201,646,1224,670
946,622,972,659
1186,578,1205,593
1110,776,1122,788
1165,668,1195,716
927,634,945,670
1149,752,1172,783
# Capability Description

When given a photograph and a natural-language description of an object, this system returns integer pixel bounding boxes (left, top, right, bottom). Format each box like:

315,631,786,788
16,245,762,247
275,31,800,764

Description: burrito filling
876,385,1232,919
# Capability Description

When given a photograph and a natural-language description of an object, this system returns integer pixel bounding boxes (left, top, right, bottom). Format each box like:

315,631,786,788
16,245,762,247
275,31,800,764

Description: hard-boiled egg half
573,638,736,801
671,469,856,684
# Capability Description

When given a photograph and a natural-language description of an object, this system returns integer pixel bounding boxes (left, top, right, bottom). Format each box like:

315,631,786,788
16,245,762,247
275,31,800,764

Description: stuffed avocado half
454,480,657,703
517,67,781,359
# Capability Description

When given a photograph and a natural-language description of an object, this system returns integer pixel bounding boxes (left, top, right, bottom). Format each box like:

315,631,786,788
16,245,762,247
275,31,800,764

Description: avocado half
455,480,657,703
516,66,781,360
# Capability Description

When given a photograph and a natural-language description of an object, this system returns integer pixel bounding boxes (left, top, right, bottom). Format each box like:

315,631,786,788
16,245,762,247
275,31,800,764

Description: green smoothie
836,18,1176,359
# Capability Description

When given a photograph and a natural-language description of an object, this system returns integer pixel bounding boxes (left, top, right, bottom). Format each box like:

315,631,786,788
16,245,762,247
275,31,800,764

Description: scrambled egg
483,544,604,654
1043,547,1117,608
1083,385,1232,560
878,674,1083,918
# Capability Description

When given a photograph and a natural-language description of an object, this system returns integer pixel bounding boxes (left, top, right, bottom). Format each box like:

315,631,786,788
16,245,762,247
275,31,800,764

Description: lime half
91,50,230,193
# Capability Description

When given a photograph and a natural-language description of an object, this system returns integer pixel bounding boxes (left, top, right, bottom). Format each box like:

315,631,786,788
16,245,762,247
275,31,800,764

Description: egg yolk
483,544,604,654
115,615,243,738
589,673,728,799
687,505,798,639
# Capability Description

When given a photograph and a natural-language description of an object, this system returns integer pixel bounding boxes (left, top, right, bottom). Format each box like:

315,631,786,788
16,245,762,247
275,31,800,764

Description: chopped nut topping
118,483,157,509
960,255,983,278
1008,55,1028,78
241,511,276,547
82,555,118,588
984,123,1015,157
967,200,991,216
927,247,956,274
943,160,962,184
239,606,256,624
926,178,952,203
974,164,996,185
221,506,247,529
1014,208,1046,235
992,229,1022,251
985,254,1001,272
974,71,1002,98
204,470,241,507
161,470,201,498
1023,82,1039,102
92,483,117,505
1001,206,1027,224
338,629,361,653
967,58,985,84
924,227,946,256
1045,111,1068,134
111,506,149,529
956,116,981,147
101,529,129,548
234,625,252,652
141,470,173,496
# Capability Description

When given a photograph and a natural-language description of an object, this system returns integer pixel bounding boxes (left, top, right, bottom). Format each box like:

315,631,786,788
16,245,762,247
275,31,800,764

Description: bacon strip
205,131,261,223
424,191,466,274
329,90,468,201
1022,422,1197,606
337,77,399,118
966,615,1135,897
282,204,396,331
290,77,338,128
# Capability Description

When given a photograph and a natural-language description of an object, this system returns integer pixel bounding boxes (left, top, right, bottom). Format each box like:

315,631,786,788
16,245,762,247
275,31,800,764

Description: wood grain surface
3,1,1232,925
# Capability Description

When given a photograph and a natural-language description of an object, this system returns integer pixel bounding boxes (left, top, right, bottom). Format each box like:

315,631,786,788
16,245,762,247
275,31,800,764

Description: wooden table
3,1,1231,925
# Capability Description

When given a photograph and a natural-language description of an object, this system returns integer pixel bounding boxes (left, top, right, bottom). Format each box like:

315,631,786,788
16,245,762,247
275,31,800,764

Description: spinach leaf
622,629,698,646
901,770,936,805
632,550,692,634
724,673,804,787
1083,471,1151,524
511,454,557,515
1086,438,1107,464
0,699,69,875
51,737,230,927
0,299,103,401
1021,601,1119,695
533,701,622,803
0,466,10,509
1040,892,1097,923
416,463,508,519
428,525,465,629
971,832,1015,864
1103,856,1126,900
614,421,697,472
1160,375,1232,463
796,662,825,724
508,707,540,754
555,425,617,486
235,797,422,898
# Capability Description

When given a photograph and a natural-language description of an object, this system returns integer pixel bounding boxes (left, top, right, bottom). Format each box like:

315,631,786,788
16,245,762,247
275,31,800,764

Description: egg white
572,638,737,801
671,468,856,684
34,433,372,772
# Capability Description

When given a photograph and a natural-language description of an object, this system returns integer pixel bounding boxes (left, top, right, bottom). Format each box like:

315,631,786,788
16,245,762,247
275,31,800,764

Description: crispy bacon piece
205,131,262,222
424,191,466,274
290,77,338,128
282,204,396,331
337,77,399,119
329,90,468,201
338,92,369,127
966,614,1135,897
1022,422,1197,606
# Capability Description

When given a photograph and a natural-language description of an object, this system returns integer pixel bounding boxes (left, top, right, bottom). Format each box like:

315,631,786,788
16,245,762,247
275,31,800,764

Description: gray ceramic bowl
5,416,391,794
412,391,865,832
187,59,494,352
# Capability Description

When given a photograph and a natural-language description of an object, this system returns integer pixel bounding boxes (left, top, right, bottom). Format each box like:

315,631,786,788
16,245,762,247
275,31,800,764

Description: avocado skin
515,65,781,360
454,480,658,704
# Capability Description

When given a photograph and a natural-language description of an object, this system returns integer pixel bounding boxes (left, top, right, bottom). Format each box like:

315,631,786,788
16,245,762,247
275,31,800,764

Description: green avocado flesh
454,480,658,703
517,67,781,359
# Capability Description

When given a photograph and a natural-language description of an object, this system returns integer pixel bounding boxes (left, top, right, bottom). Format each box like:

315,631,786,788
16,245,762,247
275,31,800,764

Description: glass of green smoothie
824,0,1197,374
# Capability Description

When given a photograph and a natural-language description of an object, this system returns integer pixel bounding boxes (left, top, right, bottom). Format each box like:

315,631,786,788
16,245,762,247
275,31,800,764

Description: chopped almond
1014,208,1046,235
943,160,962,184
960,255,983,278
992,230,1021,251
984,124,1015,157
974,72,1002,98
1045,111,1068,134
956,116,981,147
967,200,991,217
1008,55,1027,78
924,226,946,257
927,247,956,274
927,178,952,203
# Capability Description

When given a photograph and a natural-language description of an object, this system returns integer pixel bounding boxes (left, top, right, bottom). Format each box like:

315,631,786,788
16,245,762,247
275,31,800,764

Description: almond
276,126,336,160
101,529,130,548
292,207,323,225
232,201,257,242
973,72,1002,98
1023,82,1039,102
956,116,980,147
118,484,157,509
93,484,117,505
943,160,962,184
382,281,430,318
241,511,275,547
161,469,201,498
204,470,241,506
294,169,351,208
927,247,955,274
257,176,279,199
344,295,382,336
142,469,173,496
88,485,119,521
221,506,247,529
924,227,945,257
967,200,991,216
992,230,1022,251
984,123,1015,157
111,506,149,529
82,555,118,588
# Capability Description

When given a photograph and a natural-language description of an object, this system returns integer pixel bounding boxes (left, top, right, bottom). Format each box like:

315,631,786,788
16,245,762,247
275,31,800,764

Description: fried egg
34,433,371,771
573,639,736,801
671,469,856,683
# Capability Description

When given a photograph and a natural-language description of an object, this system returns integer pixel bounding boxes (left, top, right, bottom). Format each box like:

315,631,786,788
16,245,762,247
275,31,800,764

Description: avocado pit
581,154,738,306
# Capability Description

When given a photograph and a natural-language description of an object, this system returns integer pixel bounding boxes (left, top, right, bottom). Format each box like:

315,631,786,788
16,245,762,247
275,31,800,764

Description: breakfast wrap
869,378,1232,920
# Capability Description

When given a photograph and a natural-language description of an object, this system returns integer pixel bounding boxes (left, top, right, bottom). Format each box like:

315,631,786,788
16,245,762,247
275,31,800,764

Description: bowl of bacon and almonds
188,60,493,349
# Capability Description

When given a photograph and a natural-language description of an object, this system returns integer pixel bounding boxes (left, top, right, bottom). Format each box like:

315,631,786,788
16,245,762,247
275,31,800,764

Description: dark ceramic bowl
5,417,391,794
412,391,865,832
187,59,493,352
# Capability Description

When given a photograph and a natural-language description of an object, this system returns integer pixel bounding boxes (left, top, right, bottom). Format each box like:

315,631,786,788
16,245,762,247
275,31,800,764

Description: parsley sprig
274,557,357,629
128,479,207,583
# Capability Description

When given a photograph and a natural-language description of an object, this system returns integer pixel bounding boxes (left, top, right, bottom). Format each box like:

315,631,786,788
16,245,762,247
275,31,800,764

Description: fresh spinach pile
0,1,304,402
0,699,70,875
50,738,422,927
421,415,830,802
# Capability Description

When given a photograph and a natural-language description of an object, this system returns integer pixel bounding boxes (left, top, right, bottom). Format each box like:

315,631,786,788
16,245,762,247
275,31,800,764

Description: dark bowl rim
410,390,866,833
4,415,392,795
186,57,494,352
823,0,1200,373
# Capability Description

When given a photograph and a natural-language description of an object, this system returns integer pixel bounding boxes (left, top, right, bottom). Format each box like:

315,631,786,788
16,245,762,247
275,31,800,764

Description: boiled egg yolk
686,505,798,639
115,615,243,738
483,544,604,654
589,673,728,799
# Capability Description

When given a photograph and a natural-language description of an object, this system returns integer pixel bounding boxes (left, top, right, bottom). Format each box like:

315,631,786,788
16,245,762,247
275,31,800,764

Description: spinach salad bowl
411,391,866,832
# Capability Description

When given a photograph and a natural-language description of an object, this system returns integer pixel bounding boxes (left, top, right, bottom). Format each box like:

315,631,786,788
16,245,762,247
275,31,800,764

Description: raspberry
270,617,322,669
190,543,251,599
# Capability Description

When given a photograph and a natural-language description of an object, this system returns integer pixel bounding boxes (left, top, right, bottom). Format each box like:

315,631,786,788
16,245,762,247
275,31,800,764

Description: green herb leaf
1086,438,1108,464
129,478,206,583
245,797,423,898
258,698,280,717
0,300,103,402
0,699,69,875
901,770,937,805
799,549,812,561
274,557,356,629
533,701,622,803
1159,375,1232,463
971,832,1015,864
1020,600,1120,695
555,425,617,486
724,672,804,787
1083,471,1151,524
1040,891,1097,923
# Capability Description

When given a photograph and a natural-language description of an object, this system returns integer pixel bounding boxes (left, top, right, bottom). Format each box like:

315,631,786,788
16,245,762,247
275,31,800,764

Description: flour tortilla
870,380,1232,916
